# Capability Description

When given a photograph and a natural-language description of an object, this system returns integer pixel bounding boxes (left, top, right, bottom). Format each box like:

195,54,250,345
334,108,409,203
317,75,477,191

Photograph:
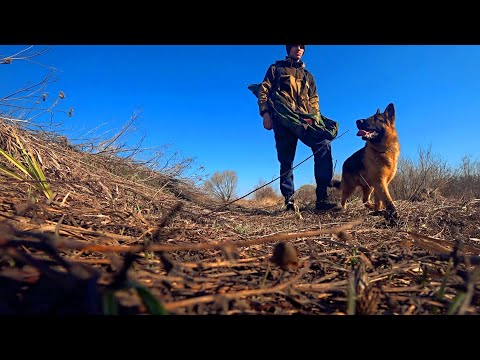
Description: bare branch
1,46,59,71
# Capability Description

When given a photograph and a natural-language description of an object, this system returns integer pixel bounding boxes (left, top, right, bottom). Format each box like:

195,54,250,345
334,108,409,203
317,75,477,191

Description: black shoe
315,200,343,212
285,197,296,211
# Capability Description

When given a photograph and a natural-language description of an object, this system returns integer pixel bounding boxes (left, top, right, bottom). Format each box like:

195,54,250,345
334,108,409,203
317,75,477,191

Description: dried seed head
356,286,381,315
270,241,299,271
336,230,353,242
58,91,65,99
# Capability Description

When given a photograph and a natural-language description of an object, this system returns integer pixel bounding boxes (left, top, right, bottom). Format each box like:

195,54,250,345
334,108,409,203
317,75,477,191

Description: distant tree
204,170,238,202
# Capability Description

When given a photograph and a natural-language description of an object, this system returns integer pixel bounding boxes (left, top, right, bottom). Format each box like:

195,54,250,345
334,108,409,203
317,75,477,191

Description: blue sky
1,45,479,197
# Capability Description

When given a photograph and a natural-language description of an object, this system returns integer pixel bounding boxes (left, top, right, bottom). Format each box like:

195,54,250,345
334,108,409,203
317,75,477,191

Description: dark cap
286,45,306,55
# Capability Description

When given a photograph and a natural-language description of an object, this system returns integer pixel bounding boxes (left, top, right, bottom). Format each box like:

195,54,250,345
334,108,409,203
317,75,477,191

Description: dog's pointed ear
384,103,396,123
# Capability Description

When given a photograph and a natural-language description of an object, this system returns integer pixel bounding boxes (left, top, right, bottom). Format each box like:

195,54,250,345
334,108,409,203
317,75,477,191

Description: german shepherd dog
332,103,400,224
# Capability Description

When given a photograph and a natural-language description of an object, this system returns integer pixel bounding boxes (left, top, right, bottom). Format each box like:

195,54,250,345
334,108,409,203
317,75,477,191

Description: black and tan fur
332,103,400,223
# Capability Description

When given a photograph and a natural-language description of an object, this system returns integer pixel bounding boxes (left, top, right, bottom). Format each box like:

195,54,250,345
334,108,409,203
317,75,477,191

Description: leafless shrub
204,170,238,202
448,155,480,200
251,179,282,204
410,187,442,202
70,110,205,188
390,145,453,201
0,46,205,195
294,184,316,206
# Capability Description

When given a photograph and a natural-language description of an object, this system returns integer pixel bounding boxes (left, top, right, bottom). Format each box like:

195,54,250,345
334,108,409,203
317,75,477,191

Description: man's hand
263,113,273,130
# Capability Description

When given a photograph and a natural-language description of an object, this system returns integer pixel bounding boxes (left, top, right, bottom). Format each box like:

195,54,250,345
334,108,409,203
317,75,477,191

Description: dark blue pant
273,120,333,202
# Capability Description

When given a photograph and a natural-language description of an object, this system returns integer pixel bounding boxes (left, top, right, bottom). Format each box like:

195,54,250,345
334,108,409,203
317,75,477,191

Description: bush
449,155,480,200
390,145,453,201
294,184,316,206
252,179,282,204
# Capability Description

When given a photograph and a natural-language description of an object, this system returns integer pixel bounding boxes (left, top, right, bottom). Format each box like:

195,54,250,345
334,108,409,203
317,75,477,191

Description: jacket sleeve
307,72,320,114
258,65,276,117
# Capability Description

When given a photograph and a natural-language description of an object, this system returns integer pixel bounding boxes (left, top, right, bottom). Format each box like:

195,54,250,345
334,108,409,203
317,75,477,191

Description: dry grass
1,117,480,315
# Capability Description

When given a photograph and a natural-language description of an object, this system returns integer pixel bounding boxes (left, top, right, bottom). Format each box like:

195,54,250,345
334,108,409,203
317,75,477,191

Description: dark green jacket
258,57,319,118
249,57,338,140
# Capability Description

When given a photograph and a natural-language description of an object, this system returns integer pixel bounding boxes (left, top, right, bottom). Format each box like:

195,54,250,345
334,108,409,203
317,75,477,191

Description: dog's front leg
376,183,398,225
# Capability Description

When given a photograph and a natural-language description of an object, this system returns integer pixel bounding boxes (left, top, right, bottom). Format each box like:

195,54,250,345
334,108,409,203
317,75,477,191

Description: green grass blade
134,283,168,315
102,291,119,315
0,165,25,181
447,292,466,315
0,149,31,178
25,149,54,199
6,131,54,200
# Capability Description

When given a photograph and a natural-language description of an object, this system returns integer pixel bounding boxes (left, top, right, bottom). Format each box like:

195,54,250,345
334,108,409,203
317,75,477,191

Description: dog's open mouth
357,129,378,140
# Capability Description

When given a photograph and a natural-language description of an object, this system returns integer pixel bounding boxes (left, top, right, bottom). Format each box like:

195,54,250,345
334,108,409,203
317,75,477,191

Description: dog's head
356,103,396,143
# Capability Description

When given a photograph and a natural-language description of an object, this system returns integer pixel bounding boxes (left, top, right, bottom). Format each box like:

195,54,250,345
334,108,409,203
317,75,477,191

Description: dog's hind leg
340,185,356,209
361,185,373,209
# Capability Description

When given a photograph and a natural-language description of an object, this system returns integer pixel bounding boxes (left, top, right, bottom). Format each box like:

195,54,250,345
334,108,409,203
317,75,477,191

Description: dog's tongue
357,130,368,136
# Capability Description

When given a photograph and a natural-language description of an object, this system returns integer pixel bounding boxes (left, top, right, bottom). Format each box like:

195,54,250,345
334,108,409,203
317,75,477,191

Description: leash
200,129,349,217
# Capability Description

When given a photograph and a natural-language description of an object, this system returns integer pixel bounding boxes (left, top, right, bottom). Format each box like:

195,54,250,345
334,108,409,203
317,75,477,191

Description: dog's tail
330,179,342,189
